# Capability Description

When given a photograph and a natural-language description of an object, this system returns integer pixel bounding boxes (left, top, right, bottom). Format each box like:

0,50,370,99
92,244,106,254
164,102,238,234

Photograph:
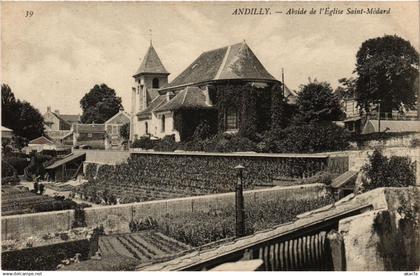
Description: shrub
192,120,214,141
4,157,30,175
2,160,17,177
262,122,350,153
131,136,155,149
410,138,419,148
361,148,416,191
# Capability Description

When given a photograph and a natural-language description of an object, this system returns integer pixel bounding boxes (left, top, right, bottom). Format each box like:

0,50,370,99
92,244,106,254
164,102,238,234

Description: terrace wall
120,151,348,191
2,184,329,240
72,149,130,165
1,209,74,240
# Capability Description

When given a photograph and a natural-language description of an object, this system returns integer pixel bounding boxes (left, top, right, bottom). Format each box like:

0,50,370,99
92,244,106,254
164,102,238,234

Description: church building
131,41,294,142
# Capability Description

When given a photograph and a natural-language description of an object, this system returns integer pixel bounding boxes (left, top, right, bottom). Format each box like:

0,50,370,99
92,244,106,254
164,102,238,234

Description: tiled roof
163,41,277,90
136,95,168,120
28,136,54,145
134,44,169,77
59,114,80,123
73,124,105,133
45,153,85,170
155,86,213,113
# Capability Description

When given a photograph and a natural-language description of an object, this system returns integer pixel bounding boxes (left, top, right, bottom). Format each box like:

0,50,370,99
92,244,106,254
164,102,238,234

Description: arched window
145,122,148,134
161,115,166,132
225,107,238,130
152,78,160,89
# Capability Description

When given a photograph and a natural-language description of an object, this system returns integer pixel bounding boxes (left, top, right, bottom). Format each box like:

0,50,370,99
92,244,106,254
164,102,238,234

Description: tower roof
133,43,169,77
161,41,277,90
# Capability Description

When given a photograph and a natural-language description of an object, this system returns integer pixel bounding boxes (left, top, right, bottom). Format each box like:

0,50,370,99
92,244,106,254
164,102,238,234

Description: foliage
156,196,334,247
119,123,130,141
271,83,288,131
131,136,156,149
335,77,357,100
192,120,213,141
361,148,416,191
4,156,30,175
2,160,17,177
80,83,122,123
293,80,344,124
1,84,45,140
129,217,158,232
355,35,419,116
261,122,350,153
24,153,54,180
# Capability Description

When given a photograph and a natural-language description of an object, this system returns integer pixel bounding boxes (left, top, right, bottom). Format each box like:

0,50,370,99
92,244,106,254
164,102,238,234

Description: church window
225,107,239,131
145,122,149,134
152,78,160,89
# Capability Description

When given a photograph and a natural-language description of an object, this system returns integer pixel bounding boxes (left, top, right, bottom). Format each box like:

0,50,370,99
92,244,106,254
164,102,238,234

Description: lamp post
234,165,245,237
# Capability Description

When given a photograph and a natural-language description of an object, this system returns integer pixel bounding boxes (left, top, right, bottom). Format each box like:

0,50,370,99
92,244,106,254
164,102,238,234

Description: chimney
47,106,51,112
54,109,60,114
166,91,175,102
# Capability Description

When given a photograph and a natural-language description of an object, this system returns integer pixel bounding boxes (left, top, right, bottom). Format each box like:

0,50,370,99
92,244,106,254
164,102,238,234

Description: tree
335,77,356,100
355,35,419,118
119,123,130,141
80,84,122,123
293,80,344,124
361,148,416,192
271,83,288,131
1,84,18,128
1,84,44,141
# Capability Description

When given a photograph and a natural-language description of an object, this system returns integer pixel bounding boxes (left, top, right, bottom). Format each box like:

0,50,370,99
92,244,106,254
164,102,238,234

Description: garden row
130,195,335,247
77,153,344,204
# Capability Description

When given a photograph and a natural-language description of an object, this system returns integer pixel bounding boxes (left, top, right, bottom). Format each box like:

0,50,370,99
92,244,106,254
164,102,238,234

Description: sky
1,1,419,115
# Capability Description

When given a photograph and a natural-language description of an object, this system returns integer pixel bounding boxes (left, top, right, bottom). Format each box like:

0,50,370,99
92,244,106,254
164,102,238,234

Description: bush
261,122,350,153
361,148,416,191
2,160,17,177
3,157,30,175
131,136,155,149
192,120,214,141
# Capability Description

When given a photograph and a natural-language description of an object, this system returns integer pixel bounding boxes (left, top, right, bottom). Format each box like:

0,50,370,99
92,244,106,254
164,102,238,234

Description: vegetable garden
77,153,345,204
142,195,334,247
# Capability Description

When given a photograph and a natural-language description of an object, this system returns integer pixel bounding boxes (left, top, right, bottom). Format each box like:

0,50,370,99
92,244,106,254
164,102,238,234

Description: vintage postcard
1,0,419,273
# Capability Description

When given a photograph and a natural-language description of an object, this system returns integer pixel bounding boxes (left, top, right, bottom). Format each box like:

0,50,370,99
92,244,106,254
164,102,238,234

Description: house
23,136,71,155
43,106,80,131
104,109,131,150
131,41,294,142
72,123,106,149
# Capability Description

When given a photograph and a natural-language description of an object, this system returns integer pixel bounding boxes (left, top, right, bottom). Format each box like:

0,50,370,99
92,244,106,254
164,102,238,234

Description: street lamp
234,165,245,237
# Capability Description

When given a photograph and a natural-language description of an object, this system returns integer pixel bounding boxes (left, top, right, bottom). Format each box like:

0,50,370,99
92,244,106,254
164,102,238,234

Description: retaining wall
2,184,329,240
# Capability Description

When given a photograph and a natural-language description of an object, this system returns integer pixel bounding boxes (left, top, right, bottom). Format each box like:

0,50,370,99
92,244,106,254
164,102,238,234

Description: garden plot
98,231,191,263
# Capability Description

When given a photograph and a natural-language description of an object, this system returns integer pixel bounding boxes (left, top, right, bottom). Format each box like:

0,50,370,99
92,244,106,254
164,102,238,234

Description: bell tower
131,40,170,141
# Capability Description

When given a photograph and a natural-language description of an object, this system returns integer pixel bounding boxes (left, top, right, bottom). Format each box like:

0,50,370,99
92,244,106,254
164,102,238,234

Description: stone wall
1,184,328,240
1,209,74,240
338,187,420,271
73,149,130,165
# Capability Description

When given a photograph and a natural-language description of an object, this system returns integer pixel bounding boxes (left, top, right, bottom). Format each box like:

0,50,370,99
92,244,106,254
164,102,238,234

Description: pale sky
1,1,419,115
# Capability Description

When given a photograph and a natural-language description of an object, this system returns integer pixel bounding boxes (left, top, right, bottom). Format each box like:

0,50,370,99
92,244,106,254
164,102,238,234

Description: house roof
136,95,168,120
46,130,73,140
105,110,131,125
362,120,420,134
1,126,13,132
59,114,80,123
162,41,277,90
155,86,213,113
28,136,54,145
45,153,86,170
73,124,105,133
133,43,169,77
